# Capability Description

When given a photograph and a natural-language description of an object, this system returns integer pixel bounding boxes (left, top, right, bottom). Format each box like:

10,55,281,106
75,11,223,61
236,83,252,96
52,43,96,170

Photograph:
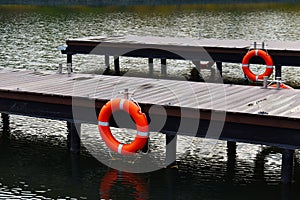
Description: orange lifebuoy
98,98,149,155
268,83,293,89
242,49,274,82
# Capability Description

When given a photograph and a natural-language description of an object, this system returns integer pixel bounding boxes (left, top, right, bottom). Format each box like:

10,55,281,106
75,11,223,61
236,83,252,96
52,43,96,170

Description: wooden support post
216,61,222,78
1,113,10,136
1,113,9,128
227,141,236,158
105,55,110,70
281,149,294,184
67,53,73,72
161,58,167,77
226,141,236,180
275,64,282,78
67,121,81,154
114,56,120,75
141,139,149,153
166,165,178,199
166,134,177,168
148,58,154,76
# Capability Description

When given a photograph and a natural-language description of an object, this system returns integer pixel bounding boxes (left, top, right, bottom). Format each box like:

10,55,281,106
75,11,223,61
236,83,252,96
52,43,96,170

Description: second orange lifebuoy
98,98,149,155
242,49,274,82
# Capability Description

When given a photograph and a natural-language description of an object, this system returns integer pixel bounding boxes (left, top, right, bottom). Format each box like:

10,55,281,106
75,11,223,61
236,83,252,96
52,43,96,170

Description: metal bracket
57,63,72,76
250,41,267,50
263,76,285,89
118,89,132,99
57,64,63,74
67,63,72,76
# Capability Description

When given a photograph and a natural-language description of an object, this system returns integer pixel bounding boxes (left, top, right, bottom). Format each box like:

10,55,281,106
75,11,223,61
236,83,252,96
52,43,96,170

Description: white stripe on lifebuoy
118,144,123,154
120,99,125,110
98,121,109,126
137,131,149,137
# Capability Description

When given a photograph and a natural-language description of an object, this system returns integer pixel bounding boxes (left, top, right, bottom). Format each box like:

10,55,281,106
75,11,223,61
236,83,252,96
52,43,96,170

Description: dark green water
1,4,300,199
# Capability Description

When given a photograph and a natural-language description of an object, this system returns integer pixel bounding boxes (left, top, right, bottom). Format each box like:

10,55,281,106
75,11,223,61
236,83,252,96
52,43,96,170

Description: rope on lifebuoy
98,98,149,155
242,49,274,82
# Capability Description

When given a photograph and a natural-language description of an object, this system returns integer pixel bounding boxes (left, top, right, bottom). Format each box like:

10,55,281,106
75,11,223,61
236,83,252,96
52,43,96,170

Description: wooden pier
0,69,299,142
1,35,300,182
0,69,300,182
62,35,300,78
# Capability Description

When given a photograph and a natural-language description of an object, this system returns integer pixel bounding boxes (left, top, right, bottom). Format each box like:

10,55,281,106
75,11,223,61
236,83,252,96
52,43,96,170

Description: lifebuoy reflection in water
99,169,148,200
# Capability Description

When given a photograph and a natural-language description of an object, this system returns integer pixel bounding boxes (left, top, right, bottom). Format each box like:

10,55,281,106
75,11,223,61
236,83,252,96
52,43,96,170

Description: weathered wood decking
64,35,300,66
0,69,300,149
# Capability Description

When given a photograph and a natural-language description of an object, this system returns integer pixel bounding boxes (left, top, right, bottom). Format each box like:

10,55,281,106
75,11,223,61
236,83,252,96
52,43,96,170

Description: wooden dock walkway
63,35,300,67
0,69,299,182
0,69,300,146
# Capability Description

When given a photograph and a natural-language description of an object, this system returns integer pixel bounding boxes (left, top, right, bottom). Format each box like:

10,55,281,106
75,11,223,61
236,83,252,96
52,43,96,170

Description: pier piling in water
114,56,120,75
105,55,110,70
166,134,177,168
1,113,9,128
227,141,236,161
1,113,10,137
216,61,222,77
67,122,81,154
67,53,73,72
141,139,149,153
161,58,167,77
226,141,237,181
148,58,154,76
281,149,294,184
275,64,282,78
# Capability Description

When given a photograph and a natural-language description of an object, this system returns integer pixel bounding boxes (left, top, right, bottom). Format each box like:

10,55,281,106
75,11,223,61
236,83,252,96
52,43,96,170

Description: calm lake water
1,4,300,199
